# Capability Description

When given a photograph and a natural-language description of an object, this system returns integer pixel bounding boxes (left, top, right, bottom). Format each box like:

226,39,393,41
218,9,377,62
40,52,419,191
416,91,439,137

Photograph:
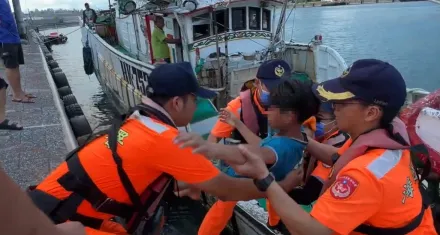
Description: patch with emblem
330,175,359,199
105,129,129,148
274,65,285,77
402,176,414,204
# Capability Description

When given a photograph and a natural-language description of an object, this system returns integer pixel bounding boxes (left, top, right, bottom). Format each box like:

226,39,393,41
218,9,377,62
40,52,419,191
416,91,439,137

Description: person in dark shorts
1,0,36,103
0,77,22,130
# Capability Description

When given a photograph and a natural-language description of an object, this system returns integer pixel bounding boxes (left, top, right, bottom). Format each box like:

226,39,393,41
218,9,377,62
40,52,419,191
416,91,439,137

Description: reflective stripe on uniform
366,150,403,179
131,111,169,134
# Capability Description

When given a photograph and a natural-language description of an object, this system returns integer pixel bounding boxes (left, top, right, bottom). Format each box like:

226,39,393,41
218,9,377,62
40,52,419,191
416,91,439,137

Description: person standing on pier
82,3,97,27
151,15,181,63
0,0,36,103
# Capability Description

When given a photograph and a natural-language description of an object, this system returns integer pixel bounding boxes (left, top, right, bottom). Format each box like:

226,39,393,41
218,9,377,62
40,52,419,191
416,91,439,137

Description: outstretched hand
219,108,239,127
229,145,270,179
174,132,218,159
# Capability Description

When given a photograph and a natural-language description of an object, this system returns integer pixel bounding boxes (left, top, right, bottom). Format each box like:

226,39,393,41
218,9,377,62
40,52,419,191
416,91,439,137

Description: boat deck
0,40,69,189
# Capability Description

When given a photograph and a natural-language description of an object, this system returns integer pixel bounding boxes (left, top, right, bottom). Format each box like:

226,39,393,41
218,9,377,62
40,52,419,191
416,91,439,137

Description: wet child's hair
270,79,321,123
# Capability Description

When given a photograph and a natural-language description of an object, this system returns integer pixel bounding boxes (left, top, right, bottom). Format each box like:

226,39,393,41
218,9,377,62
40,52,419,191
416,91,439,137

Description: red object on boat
49,32,59,38
400,88,440,175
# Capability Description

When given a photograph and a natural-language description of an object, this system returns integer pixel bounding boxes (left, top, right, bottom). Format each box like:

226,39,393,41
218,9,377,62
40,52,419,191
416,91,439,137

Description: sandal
0,119,23,130
25,93,37,98
9,93,37,98
12,97,35,103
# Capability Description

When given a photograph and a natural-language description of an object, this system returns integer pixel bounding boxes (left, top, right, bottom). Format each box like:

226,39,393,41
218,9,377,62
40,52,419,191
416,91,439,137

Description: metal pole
11,0,27,39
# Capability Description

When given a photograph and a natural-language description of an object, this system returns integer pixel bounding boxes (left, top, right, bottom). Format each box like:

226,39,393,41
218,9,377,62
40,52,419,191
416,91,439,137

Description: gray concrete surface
0,41,68,189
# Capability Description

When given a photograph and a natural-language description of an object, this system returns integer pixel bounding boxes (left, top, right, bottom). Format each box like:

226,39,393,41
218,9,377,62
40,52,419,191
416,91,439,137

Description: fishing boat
80,0,436,234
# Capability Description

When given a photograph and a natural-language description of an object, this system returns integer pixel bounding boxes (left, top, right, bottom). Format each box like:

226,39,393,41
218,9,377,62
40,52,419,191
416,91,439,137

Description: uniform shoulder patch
330,175,359,199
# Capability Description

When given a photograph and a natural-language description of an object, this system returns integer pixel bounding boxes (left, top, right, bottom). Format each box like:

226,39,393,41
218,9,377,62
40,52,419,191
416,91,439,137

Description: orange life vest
27,104,175,234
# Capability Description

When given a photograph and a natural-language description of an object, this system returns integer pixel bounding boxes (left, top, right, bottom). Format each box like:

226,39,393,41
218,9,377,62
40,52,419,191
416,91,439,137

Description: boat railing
80,17,155,71
406,88,430,105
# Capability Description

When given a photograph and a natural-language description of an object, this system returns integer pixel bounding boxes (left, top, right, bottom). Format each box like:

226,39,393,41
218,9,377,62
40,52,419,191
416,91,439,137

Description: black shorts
0,77,8,89
0,43,24,69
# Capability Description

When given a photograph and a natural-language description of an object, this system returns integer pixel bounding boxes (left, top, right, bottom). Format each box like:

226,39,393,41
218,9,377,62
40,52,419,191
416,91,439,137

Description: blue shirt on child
225,135,307,181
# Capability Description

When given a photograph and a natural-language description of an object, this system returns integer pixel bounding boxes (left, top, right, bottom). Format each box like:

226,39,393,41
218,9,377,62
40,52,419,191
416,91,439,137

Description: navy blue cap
313,59,407,109
256,59,292,91
147,62,217,99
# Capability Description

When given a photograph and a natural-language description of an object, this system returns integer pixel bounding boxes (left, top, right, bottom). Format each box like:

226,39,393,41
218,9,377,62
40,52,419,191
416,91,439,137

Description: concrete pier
0,39,74,188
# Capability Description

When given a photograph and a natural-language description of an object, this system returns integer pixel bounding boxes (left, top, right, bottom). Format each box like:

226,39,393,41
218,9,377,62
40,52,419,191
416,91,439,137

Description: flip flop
25,93,37,98
12,97,35,103
9,93,37,98
0,119,23,130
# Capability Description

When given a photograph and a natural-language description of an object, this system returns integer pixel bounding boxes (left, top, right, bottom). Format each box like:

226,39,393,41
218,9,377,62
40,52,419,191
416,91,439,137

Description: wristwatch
253,172,275,192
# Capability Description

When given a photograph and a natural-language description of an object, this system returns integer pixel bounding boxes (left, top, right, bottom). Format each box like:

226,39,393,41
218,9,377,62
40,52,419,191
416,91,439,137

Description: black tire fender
45,53,53,61
47,60,59,69
51,67,63,76
62,94,78,106
57,86,72,97
53,72,69,88
69,115,92,138
65,103,84,119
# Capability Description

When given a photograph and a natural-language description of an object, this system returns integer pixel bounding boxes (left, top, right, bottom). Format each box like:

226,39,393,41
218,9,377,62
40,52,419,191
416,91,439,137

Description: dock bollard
47,60,59,69
53,72,69,88
62,94,78,107
57,86,73,97
69,115,93,138
65,104,84,119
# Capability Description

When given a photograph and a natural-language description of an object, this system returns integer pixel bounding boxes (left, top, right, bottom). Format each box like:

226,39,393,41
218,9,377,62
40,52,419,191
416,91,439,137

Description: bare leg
5,67,28,101
0,87,5,122
0,80,22,130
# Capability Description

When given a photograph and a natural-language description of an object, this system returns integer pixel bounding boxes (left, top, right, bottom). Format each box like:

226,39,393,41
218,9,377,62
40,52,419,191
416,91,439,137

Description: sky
8,0,110,11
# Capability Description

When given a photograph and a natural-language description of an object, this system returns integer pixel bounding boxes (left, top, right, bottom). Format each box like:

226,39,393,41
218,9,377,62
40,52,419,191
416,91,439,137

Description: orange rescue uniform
36,116,220,234
312,137,352,182
310,140,437,235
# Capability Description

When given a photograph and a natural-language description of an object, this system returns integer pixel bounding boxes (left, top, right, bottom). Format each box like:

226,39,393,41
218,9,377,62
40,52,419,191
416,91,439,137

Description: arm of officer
306,138,338,166
149,138,298,201
175,133,276,165
0,165,86,235
177,167,303,201
208,97,241,143
236,146,381,235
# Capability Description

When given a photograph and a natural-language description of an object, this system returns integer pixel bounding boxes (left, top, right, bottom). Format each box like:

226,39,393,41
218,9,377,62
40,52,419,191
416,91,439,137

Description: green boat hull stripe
189,116,219,136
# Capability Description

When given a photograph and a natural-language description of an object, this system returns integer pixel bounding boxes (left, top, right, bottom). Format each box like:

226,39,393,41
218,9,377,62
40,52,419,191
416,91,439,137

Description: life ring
400,88,440,175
